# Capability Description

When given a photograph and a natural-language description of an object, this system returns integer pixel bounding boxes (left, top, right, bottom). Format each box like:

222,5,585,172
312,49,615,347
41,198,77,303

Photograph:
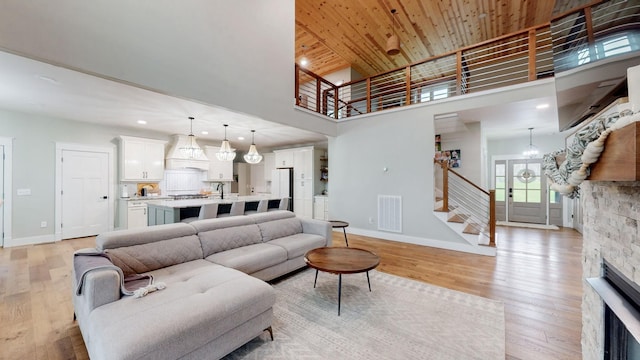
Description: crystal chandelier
523,127,539,158
243,130,263,164
216,124,236,161
179,117,204,159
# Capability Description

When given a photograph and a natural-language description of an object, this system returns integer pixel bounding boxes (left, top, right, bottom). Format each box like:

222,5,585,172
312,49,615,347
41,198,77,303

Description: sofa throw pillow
199,224,263,257
105,235,203,276
257,217,303,242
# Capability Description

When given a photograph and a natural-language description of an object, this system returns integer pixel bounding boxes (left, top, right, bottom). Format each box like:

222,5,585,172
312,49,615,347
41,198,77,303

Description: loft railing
551,0,640,73
295,0,638,119
295,22,553,118
434,160,496,247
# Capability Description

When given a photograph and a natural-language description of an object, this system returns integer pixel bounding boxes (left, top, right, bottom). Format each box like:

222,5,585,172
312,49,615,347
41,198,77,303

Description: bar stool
329,220,349,247
182,203,218,223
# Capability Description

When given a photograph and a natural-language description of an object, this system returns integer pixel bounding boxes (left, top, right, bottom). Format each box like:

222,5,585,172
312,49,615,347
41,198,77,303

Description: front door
508,159,546,224
61,150,109,239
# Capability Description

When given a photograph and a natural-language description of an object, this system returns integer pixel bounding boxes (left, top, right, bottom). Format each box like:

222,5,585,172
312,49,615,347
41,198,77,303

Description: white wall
329,79,557,249
0,109,219,241
0,0,336,137
440,122,482,185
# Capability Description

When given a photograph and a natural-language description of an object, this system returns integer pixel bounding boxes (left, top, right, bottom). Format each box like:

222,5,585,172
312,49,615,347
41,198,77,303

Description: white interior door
61,150,109,239
508,159,546,224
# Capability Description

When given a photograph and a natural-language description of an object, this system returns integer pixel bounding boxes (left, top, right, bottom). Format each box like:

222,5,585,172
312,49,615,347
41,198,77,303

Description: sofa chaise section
73,211,330,360
73,222,276,360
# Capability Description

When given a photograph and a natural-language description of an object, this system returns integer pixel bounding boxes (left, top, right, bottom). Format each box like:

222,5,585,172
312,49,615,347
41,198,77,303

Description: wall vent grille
378,195,402,233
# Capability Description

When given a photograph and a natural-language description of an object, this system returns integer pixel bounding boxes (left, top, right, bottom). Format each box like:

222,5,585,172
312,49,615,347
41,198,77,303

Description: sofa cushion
96,222,196,250
267,233,327,259
257,217,303,242
86,262,275,360
190,215,255,233
105,235,203,276
248,210,295,224
205,243,287,274
198,224,263,257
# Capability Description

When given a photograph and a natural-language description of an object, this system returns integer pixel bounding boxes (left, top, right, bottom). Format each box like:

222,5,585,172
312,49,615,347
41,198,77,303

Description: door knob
102,195,108,199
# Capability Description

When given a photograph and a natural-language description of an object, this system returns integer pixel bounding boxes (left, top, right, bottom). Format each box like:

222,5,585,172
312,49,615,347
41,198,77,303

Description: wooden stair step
463,223,481,235
448,213,469,223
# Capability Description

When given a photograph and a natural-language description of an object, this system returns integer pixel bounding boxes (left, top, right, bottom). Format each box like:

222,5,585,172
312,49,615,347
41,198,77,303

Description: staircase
434,160,496,249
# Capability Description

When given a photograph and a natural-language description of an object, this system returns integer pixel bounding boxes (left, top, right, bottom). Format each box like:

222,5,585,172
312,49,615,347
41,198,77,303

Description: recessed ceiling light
137,120,147,125
238,136,245,141
300,58,308,67
201,131,209,135
536,104,549,109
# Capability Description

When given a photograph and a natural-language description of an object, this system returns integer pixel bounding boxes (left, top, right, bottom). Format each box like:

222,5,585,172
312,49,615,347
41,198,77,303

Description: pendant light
243,130,263,164
386,9,400,56
523,127,539,158
216,124,236,161
179,117,204,159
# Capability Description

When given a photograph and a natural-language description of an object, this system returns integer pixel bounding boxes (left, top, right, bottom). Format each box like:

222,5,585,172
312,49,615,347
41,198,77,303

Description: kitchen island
147,195,286,225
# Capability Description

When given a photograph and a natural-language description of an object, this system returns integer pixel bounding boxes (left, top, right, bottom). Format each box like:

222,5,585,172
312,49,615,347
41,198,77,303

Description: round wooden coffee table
304,247,380,315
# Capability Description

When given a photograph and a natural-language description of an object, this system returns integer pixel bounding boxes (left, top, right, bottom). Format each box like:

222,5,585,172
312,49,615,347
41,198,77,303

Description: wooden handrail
436,160,495,247
448,167,490,195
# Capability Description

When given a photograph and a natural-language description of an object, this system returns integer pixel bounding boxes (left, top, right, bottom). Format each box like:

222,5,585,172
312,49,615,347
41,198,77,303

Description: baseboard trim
4,234,56,247
345,227,496,256
496,221,560,230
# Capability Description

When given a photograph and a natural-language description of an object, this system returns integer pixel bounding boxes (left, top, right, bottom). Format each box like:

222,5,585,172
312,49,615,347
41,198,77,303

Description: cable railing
434,160,496,247
551,0,640,73
295,0,638,119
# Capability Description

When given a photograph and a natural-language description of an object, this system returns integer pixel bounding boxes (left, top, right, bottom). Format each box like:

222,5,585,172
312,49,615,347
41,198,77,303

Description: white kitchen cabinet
119,136,167,181
273,146,325,218
294,178,314,218
274,149,294,168
314,196,329,220
118,199,148,229
205,146,233,181
128,204,148,229
263,153,275,181
293,148,313,180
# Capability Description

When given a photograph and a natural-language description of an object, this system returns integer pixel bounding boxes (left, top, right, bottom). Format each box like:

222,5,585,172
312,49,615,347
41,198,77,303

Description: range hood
165,134,209,170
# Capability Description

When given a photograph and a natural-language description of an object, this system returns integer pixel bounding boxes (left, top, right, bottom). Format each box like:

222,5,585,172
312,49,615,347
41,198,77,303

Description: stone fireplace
582,181,640,359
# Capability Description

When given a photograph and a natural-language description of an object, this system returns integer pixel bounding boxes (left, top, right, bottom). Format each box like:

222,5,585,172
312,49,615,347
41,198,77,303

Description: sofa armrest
300,218,332,247
73,268,121,314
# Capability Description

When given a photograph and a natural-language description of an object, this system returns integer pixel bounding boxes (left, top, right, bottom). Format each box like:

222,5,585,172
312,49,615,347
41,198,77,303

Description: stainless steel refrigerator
271,168,293,211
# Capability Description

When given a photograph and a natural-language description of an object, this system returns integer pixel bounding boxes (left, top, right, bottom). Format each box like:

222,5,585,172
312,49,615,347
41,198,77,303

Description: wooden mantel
588,122,640,181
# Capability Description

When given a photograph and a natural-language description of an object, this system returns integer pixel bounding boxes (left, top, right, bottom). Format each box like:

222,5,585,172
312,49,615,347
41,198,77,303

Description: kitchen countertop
119,196,172,201
147,195,281,209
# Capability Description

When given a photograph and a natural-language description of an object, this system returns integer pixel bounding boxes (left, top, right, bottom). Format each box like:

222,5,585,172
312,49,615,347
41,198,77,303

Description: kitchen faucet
216,183,225,200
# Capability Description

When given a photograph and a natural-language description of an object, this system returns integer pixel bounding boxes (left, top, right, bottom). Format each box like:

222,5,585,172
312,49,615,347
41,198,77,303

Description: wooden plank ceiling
295,0,594,78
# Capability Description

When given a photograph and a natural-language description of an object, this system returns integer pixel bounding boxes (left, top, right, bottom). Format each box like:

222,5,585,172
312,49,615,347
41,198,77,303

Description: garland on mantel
542,108,640,199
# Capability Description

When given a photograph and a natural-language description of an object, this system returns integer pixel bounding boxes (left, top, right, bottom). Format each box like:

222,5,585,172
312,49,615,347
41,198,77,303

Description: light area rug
223,269,505,360
496,221,560,230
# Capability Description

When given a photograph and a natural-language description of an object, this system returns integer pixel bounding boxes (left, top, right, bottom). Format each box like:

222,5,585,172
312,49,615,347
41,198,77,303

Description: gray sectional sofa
72,210,331,360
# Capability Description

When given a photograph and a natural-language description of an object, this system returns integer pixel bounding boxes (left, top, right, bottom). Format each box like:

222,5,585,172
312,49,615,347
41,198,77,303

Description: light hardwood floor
0,226,582,360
